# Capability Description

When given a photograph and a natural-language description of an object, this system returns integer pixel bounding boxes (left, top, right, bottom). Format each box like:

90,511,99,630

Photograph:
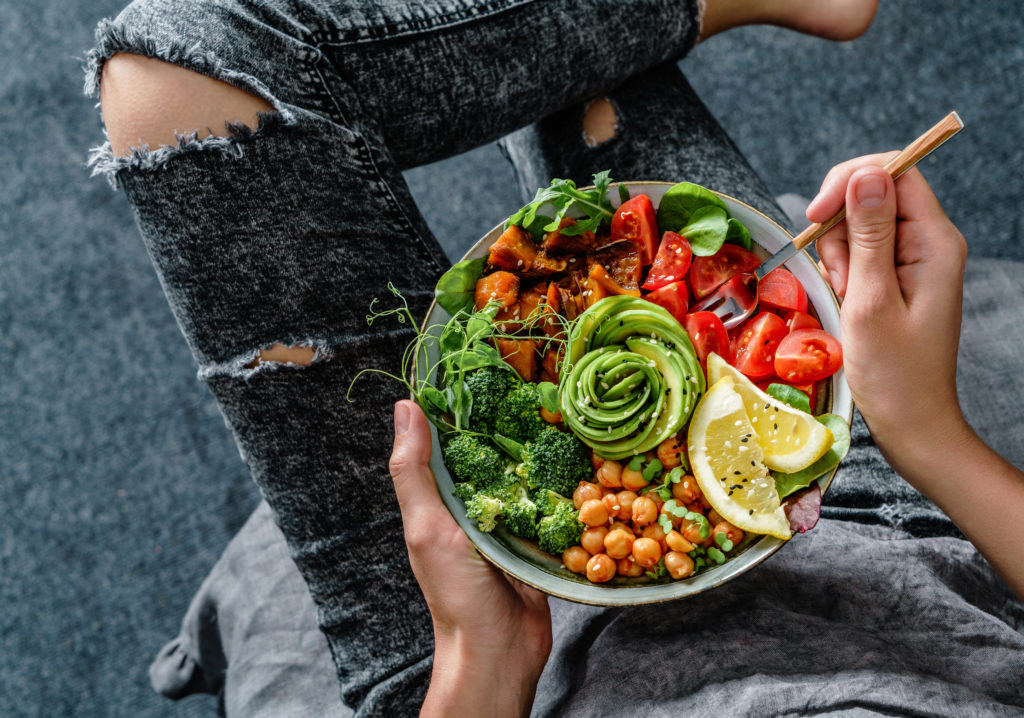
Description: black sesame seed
749,509,754,515
773,423,778,431
733,470,741,475
741,438,748,443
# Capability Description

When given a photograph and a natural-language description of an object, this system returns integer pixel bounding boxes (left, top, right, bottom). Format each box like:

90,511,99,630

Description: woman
86,0,1024,714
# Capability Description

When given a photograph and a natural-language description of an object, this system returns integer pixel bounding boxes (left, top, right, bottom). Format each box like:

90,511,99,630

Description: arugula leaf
435,258,485,315
765,383,811,414
680,205,729,257
656,181,728,234
773,414,851,498
618,184,631,205
507,171,615,238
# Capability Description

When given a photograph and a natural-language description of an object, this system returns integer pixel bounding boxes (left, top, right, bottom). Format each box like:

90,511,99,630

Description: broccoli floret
465,494,504,533
443,434,508,487
537,497,585,555
504,499,539,540
464,367,516,433
517,428,592,497
493,383,546,443
452,482,477,503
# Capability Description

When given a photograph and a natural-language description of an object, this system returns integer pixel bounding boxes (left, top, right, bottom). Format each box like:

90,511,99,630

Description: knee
100,52,273,157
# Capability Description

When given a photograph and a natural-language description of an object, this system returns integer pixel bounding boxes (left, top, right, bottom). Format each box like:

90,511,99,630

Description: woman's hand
389,400,552,718
809,158,970,464
810,159,1024,600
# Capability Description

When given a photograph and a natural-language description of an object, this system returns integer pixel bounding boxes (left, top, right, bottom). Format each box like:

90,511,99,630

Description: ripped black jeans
85,0,786,713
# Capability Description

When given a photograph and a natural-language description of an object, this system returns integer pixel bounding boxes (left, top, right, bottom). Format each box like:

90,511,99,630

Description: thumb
389,400,443,516
845,167,900,301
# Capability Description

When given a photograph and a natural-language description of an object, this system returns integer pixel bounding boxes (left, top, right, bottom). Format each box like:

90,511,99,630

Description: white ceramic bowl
422,182,853,606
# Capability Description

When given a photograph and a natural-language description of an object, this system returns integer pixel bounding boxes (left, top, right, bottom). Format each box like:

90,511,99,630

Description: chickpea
642,523,668,551
602,492,621,517
657,435,686,469
573,481,602,509
603,528,635,559
620,466,649,491
591,453,606,471
595,459,622,489
608,521,633,535
713,520,744,546
586,553,617,583
580,526,608,555
562,546,589,574
540,407,563,424
681,516,712,546
613,490,638,521
672,475,701,504
631,496,658,527
631,537,662,568
664,551,695,579
617,556,645,577
659,501,682,529
578,498,609,527
666,529,695,554
707,509,724,527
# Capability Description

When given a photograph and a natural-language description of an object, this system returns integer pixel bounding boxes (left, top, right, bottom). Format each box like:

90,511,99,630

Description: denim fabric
85,1,706,714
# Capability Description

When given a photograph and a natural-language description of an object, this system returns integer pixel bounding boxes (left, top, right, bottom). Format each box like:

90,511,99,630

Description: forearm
422,630,543,718
877,419,1024,600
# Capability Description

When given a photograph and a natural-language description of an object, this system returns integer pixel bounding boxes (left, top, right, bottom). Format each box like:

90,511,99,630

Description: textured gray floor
1,1,1021,716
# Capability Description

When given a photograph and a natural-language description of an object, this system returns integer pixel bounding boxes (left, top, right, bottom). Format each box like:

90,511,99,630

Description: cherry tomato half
642,232,693,291
783,310,821,333
774,328,843,383
732,311,788,379
644,281,689,325
683,311,731,368
756,268,808,314
689,244,761,299
611,194,659,266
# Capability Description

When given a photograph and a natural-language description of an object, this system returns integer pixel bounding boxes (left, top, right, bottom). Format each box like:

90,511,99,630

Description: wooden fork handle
790,111,964,251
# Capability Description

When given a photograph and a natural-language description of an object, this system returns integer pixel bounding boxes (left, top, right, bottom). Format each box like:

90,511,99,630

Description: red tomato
757,268,808,314
611,194,659,266
755,377,818,411
784,310,821,333
644,281,689,324
732,312,788,379
775,329,843,383
689,245,761,299
642,232,693,290
683,311,731,368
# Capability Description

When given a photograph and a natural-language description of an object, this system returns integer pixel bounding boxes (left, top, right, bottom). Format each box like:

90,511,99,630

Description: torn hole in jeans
582,96,619,148
83,17,296,186
198,343,331,380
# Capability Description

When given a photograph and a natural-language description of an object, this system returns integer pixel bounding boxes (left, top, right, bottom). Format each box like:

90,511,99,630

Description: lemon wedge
706,353,833,474
687,376,791,539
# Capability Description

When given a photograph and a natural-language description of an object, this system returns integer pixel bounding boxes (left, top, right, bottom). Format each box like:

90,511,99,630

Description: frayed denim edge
83,18,297,187
86,112,288,188
198,343,335,381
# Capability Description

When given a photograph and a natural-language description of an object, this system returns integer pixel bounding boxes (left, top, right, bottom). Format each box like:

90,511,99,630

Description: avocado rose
560,296,705,459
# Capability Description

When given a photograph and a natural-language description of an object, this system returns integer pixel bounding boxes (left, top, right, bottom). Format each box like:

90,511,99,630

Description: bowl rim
417,181,854,606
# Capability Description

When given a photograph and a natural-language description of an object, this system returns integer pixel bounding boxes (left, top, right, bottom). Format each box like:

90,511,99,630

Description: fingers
805,151,898,223
815,231,850,297
389,400,445,525
843,166,902,305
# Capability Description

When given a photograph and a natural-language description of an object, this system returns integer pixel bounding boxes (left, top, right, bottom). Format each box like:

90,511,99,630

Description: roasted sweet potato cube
474,271,519,311
588,240,642,290
488,225,538,272
587,262,641,297
541,217,596,254
540,347,561,384
496,338,537,382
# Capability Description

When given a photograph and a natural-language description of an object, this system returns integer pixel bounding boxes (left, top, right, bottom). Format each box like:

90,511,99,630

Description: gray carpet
2,1,1020,715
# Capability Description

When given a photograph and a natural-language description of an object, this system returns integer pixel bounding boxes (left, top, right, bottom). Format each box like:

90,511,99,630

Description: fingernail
854,174,887,209
828,269,841,291
394,401,411,435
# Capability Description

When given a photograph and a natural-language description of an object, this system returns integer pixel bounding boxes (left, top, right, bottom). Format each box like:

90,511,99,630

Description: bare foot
699,0,878,43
